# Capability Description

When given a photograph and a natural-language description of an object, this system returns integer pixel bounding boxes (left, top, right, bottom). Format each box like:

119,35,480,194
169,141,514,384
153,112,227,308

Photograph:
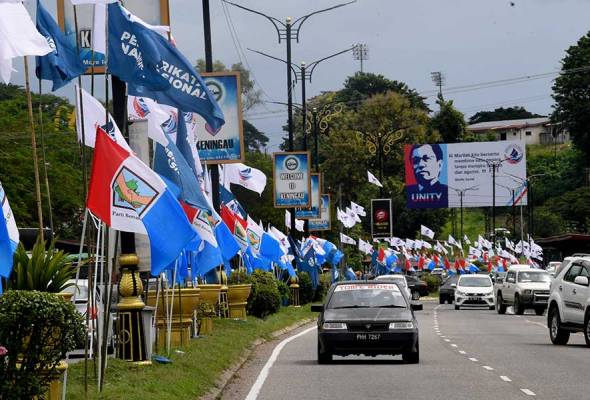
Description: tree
335,72,429,112
195,59,268,152
469,106,543,125
552,31,590,161
430,94,467,143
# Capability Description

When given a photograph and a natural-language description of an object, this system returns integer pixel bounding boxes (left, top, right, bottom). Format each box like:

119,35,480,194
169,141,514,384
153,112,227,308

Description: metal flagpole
37,80,54,234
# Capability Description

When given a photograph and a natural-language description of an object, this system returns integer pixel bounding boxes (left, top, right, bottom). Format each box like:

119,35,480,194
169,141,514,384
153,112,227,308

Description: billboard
404,141,527,209
57,0,170,74
371,199,392,238
295,173,321,219
273,152,311,208
194,72,244,163
309,194,331,231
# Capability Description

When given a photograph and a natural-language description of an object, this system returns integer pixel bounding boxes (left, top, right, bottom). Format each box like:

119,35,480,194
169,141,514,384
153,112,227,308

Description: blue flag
220,185,247,219
107,3,169,91
35,0,85,90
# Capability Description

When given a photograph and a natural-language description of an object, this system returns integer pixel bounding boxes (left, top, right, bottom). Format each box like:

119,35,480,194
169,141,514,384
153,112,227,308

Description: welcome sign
295,173,321,219
309,194,331,231
273,152,311,208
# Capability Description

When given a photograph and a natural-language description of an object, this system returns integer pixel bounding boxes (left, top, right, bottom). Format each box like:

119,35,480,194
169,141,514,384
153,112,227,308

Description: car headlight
389,321,414,330
322,322,347,330
523,289,532,295
455,290,464,296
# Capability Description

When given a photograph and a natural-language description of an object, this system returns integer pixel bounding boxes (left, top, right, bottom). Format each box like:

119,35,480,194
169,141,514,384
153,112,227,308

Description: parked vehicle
439,275,459,304
374,274,412,299
546,261,561,276
547,256,590,346
454,275,495,310
312,281,422,364
495,266,551,315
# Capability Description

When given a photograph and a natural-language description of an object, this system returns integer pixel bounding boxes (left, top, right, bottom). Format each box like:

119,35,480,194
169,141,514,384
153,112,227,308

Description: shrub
297,271,314,305
228,269,252,285
277,280,290,306
246,271,281,318
313,273,331,302
0,290,86,399
422,273,441,293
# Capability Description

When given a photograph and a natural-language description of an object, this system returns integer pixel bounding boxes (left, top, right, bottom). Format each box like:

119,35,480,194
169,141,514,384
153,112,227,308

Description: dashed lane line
500,376,512,382
521,389,536,396
469,357,478,362
482,366,494,371
458,350,466,355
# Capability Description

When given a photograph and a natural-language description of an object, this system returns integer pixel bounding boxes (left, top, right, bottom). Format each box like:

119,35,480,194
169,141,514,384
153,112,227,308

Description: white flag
350,201,366,217
358,238,373,255
448,234,461,249
340,233,356,246
463,235,471,245
285,210,304,232
422,241,433,250
420,225,435,239
75,85,130,150
469,246,482,257
367,170,383,188
346,207,361,224
268,225,290,253
0,2,52,83
224,163,267,195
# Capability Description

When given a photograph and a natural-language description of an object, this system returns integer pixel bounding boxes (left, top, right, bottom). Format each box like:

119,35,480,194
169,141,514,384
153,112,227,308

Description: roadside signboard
273,152,311,208
295,173,321,219
371,198,392,238
309,194,331,231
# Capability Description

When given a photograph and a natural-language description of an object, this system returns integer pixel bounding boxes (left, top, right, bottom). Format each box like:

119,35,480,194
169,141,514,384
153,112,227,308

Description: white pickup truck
495,265,552,315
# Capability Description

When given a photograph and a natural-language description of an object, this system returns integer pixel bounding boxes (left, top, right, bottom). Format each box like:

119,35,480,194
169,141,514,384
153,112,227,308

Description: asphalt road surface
222,302,588,400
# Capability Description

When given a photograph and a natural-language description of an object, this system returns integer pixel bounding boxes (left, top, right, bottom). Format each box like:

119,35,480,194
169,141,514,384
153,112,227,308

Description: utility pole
431,71,445,100
449,185,478,246
225,0,356,237
353,43,368,72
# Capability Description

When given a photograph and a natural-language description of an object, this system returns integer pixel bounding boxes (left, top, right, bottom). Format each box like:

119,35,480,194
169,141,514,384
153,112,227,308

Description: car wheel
496,293,506,314
317,341,332,364
454,304,460,310
549,305,570,345
535,307,545,316
584,312,590,347
514,294,525,315
402,343,419,364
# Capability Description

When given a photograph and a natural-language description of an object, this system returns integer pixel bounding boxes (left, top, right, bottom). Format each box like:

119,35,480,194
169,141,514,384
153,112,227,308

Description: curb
200,317,316,400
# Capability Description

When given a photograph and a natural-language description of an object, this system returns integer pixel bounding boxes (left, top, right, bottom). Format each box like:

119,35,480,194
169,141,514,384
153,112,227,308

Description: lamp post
495,182,520,240
356,129,406,196
224,0,355,236
448,185,479,245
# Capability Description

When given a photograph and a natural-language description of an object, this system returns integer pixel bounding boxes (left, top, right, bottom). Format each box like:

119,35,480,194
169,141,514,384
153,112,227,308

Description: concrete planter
227,284,251,320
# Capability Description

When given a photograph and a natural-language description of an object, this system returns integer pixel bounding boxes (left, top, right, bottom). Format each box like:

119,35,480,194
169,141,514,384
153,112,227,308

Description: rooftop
467,117,549,132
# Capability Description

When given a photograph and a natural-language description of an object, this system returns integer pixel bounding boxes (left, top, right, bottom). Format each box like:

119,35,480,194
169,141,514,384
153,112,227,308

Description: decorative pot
198,317,213,335
198,284,222,309
227,284,251,320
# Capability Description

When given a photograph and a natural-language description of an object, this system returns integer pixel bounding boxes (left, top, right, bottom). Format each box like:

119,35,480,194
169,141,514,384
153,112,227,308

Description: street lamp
495,182,521,240
356,129,406,196
224,0,356,236
448,184,479,245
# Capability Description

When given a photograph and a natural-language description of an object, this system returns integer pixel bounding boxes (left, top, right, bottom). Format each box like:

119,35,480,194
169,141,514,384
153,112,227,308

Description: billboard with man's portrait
404,140,527,209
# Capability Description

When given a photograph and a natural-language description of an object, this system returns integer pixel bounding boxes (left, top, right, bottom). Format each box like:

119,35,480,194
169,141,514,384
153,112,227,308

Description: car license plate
469,297,480,301
356,333,381,341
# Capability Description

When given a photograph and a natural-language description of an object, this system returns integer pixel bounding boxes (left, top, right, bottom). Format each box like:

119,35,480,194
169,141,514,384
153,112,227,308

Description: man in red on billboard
404,143,448,209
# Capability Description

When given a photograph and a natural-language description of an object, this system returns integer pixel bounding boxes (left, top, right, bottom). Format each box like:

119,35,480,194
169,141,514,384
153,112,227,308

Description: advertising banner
371,199,392,238
57,0,169,74
194,72,244,163
404,140,527,209
273,152,311,208
295,173,321,219
309,194,331,231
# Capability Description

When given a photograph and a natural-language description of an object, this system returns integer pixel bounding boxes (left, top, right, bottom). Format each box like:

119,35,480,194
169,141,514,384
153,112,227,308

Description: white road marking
500,376,512,382
458,350,466,355
450,344,458,348
482,366,494,371
245,326,316,400
444,339,451,342
440,335,446,338
469,357,478,362
521,389,536,396
525,319,547,329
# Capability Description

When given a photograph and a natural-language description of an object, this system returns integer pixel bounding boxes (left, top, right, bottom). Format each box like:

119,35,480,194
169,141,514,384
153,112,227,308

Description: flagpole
37,80,54,234
23,56,45,242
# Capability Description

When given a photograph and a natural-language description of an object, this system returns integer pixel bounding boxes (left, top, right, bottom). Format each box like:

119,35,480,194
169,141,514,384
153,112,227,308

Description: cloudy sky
17,0,590,150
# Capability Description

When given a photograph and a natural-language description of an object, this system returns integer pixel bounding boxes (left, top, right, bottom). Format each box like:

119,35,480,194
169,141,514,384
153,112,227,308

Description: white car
374,274,413,299
495,266,551,315
454,275,495,310
547,256,590,346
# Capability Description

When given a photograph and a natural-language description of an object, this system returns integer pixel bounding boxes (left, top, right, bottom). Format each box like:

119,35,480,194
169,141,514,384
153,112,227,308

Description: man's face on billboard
411,145,442,186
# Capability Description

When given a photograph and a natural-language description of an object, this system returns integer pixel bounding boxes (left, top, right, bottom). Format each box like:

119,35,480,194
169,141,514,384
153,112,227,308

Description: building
467,117,569,145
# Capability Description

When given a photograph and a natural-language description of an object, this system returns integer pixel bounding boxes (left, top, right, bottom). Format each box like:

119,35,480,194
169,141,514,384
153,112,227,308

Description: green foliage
197,302,217,318
0,83,84,239
543,187,590,233
246,271,281,318
276,280,290,304
0,290,86,399
8,239,75,292
421,273,441,293
313,272,331,302
297,271,314,305
430,94,467,143
243,119,268,152
468,106,543,125
552,31,590,161
228,269,252,285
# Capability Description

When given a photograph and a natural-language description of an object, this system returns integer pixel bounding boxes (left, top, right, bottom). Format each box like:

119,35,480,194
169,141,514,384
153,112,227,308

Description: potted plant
227,270,252,320
197,302,216,335
0,290,85,399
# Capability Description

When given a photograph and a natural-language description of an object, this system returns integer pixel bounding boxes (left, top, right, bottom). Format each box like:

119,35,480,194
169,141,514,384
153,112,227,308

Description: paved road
222,303,588,400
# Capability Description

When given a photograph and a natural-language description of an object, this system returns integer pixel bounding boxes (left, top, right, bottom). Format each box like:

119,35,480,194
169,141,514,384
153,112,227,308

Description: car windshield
442,276,459,286
328,284,408,309
518,271,551,283
458,277,491,287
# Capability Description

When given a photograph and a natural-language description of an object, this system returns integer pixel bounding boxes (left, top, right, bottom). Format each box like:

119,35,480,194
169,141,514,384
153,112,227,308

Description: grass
65,305,314,400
